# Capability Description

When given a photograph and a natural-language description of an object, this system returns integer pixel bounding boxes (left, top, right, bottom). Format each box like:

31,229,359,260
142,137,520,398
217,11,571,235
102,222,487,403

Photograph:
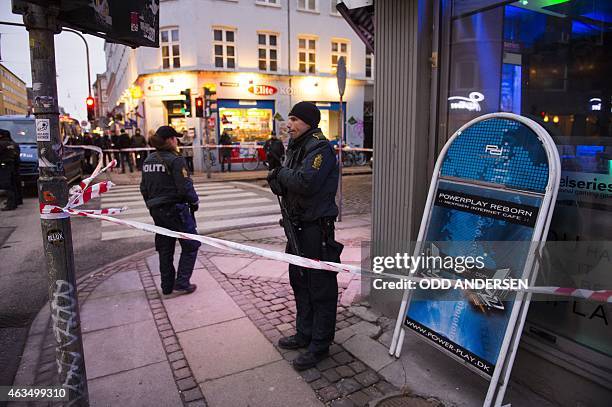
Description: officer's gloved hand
189,203,199,212
267,168,284,196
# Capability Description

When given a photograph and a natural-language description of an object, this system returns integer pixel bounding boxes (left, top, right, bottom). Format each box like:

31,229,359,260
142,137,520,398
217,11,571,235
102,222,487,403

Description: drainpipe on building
287,0,292,108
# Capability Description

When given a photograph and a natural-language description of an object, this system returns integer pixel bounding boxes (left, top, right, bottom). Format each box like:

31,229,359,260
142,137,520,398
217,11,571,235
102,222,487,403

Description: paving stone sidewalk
11,215,407,407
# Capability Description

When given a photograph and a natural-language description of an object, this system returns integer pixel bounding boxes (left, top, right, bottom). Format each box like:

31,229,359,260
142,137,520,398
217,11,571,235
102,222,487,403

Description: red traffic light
86,96,95,106
195,97,204,117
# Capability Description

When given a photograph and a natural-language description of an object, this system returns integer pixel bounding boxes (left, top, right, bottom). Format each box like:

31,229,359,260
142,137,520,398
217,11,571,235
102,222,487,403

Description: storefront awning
337,1,375,53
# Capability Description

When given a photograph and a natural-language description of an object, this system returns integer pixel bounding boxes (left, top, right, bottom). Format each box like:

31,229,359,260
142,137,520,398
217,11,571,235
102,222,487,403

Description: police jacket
277,128,338,222
0,138,20,164
140,149,199,209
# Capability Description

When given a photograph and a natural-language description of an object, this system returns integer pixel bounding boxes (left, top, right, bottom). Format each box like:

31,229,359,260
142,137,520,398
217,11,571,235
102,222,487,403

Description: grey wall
370,0,434,316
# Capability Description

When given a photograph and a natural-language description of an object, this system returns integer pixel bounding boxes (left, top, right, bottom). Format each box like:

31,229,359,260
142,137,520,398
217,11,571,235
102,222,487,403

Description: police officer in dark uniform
267,102,343,370
0,129,22,211
140,126,200,295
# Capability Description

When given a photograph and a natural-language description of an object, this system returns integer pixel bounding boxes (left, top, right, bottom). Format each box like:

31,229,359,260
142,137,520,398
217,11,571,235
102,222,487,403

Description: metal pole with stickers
387,113,561,407
13,1,160,404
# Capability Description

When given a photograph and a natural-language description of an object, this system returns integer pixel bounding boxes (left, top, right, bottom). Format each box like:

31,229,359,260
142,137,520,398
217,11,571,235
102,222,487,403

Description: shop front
340,0,611,403
441,0,611,376
310,101,347,142
217,99,275,143
165,100,188,131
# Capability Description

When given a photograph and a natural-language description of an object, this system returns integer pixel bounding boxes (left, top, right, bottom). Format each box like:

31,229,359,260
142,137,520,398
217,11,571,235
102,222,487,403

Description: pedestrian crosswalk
99,182,280,241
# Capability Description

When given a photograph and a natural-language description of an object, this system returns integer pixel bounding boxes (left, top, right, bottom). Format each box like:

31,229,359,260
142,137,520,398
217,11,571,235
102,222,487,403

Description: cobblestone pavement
201,253,398,407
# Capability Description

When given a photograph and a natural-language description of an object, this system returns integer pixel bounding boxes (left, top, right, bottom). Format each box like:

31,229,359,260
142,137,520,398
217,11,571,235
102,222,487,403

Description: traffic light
195,97,204,118
203,84,218,117
180,89,192,117
86,96,95,121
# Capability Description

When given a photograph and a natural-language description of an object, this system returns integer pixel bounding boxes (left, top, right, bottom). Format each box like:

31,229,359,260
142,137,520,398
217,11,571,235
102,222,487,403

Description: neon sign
448,92,485,112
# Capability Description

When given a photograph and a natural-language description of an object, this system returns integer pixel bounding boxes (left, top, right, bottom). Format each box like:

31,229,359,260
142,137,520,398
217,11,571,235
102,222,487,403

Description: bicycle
353,151,368,166
242,150,261,171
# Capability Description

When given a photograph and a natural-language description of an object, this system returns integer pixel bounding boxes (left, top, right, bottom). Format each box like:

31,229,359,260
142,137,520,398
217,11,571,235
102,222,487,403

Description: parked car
0,115,84,186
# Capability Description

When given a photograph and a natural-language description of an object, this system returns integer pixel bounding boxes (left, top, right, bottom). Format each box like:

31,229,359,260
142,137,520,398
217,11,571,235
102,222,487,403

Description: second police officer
140,126,200,296
267,101,343,370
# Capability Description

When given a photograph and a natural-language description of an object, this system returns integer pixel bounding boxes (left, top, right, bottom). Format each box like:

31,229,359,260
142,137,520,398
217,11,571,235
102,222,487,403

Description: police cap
156,126,180,140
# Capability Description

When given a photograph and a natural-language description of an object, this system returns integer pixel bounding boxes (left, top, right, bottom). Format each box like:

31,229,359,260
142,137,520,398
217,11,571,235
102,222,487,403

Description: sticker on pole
36,119,50,141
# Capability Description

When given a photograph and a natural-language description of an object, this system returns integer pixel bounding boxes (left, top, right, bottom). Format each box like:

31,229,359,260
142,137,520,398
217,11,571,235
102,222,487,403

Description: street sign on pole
13,0,160,47
336,56,347,98
336,56,347,222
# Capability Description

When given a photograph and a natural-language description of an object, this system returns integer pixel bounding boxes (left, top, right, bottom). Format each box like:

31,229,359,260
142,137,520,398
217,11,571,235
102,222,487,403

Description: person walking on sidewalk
131,128,148,171
263,130,285,170
266,101,343,371
118,129,134,173
219,129,233,172
0,129,22,211
180,129,195,174
140,126,200,295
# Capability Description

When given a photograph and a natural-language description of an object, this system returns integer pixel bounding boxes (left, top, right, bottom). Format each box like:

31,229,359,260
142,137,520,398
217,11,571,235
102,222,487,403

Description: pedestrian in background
219,129,232,172
0,129,22,211
263,130,285,170
82,131,93,173
140,125,200,295
110,130,121,170
180,129,195,174
266,102,342,370
131,128,147,171
118,129,133,173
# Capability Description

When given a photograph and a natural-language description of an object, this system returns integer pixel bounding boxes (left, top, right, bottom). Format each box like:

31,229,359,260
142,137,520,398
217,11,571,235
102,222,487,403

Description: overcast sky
0,2,107,122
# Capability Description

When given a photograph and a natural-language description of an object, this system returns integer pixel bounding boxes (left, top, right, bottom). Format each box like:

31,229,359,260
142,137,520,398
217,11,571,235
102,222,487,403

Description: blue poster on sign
392,114,559,384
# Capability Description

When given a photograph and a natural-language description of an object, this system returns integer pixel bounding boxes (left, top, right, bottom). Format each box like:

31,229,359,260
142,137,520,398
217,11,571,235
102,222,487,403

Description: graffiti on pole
50,280,86,399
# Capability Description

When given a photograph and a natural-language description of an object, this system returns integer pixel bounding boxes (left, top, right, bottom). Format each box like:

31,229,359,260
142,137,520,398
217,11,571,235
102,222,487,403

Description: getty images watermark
368,244,529,292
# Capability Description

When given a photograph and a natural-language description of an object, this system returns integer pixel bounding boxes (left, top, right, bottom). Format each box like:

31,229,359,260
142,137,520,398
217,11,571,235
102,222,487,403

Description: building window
298,0,317,12
331,39,349,73
298,37,316,74
213,28,236,69
256,0,279,4
331,0,341,15
258,33,279,72
365,50,374,79
161,28,180,69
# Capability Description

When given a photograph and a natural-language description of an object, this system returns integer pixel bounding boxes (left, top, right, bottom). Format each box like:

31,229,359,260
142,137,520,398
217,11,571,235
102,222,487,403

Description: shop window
298,0,317,12
258,33,279,72
331,39,349,73
160,27,180,69
298,37,317,74
365,50,374,79
213,28,237,69
219,106,273,142
446,0,612,365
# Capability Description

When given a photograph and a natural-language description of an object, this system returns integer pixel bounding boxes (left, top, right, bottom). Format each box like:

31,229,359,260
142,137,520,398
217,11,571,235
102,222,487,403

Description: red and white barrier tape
96,145,374,153
48,145,610,303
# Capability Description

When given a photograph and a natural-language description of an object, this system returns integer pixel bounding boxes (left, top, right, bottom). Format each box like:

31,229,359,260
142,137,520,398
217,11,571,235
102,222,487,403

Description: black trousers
150,204,201,293
288,220,342,353
220,155,231,172
120,151,133,172
185,156,194,174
